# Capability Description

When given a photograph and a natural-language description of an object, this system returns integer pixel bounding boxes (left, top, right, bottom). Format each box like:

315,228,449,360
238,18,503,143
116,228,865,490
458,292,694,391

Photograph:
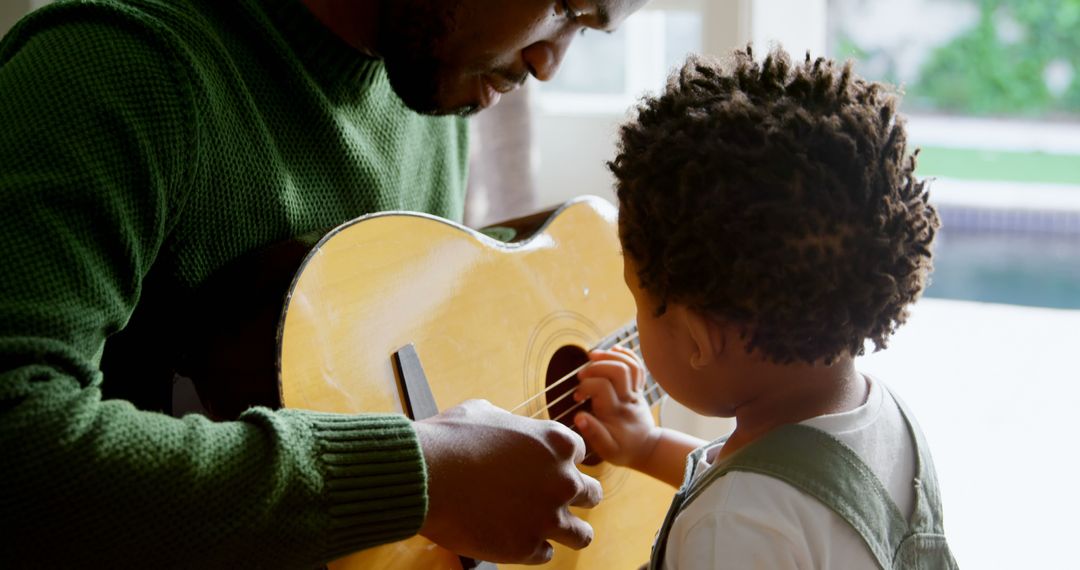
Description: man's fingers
543,419,587,464
518,541,556,565
569,465,603,508
546,510,595,552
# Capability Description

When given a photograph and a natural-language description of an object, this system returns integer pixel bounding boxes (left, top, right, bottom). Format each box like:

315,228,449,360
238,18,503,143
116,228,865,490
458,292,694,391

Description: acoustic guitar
186,196,673,569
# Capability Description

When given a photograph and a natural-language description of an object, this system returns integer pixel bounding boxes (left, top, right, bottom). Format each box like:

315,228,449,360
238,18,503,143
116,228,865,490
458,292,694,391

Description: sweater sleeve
0,10,426,569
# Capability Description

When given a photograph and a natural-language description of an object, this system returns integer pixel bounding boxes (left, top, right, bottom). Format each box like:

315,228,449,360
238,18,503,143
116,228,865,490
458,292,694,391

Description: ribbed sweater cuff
289,410,428,560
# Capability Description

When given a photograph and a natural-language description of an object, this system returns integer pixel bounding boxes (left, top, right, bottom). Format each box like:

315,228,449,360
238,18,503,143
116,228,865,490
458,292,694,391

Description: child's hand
573,346,661,470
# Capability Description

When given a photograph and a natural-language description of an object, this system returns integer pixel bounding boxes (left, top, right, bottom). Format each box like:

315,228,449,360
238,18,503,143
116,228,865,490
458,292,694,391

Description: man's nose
521,32,576,82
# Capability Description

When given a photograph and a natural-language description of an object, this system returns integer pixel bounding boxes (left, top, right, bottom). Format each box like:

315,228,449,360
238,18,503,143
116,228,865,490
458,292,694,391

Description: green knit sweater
0,0,467,567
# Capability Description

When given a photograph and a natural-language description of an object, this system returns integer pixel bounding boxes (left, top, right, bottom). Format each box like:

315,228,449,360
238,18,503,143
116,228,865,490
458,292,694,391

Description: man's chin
383,64,480,117
397,91,480,118
450,104,481,117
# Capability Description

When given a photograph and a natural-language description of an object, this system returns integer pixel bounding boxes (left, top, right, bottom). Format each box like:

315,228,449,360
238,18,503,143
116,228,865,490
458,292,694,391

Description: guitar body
275,196,671,569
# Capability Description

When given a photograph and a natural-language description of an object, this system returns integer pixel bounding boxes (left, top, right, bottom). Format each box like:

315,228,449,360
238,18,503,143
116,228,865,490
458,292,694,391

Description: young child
573,47,957,569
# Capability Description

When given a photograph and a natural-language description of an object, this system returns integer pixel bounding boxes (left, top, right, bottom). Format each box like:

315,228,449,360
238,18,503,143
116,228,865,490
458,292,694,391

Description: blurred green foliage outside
840,0,1080,118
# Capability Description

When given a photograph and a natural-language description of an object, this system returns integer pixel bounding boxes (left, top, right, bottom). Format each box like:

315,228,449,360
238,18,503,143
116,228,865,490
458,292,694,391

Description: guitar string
531,383,579,419
507,330,641,415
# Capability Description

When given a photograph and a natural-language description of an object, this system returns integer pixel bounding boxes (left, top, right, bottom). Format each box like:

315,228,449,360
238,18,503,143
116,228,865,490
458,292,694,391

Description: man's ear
681,307,725,370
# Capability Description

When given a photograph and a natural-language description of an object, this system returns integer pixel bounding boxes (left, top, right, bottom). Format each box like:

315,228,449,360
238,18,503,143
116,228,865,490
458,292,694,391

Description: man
0,0,647,567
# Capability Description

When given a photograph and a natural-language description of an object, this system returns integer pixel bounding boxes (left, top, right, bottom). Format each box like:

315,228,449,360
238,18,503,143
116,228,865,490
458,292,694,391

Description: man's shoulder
3,0,216,59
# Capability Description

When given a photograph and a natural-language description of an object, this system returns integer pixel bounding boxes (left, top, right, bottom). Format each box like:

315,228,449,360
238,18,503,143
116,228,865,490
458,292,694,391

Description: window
829,0,1080,310
538,1,704,114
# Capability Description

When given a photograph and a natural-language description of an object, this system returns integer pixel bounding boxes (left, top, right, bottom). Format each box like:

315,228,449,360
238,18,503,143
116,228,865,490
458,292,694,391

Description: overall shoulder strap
684,424,909,570
647,441,721,570
884,387,948,535
879,387,958,569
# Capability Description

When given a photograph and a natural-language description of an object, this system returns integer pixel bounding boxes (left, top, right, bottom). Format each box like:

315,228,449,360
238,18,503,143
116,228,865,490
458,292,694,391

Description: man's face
378,0,648,116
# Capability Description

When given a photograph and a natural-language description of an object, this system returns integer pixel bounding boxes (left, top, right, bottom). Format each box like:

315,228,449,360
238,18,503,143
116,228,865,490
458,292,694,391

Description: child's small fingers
611,344,643,365
579,360,635,402
590,347,641,364
604,345,643,384
587,349,622,362
589,351,644,396
573,411,619,461
605,346,646,391
575,373,620,408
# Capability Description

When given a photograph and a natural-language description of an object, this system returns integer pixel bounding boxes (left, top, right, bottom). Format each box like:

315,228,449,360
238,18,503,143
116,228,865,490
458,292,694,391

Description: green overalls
647,390,958,569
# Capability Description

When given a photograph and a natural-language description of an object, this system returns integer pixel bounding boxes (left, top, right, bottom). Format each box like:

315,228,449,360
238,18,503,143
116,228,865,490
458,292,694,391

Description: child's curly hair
611,46,940,364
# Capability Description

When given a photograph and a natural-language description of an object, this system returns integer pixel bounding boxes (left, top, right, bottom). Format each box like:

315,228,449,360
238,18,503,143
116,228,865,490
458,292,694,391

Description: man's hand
414,399,603,564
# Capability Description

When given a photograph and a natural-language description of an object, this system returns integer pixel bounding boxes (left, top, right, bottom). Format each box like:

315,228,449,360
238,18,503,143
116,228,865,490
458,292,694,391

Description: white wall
1,0,52,38
0,0,34,38
748,0,826,57
532,113,627,211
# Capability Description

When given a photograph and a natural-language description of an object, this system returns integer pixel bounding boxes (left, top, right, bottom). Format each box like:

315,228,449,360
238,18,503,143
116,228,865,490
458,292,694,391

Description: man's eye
560,0,582,21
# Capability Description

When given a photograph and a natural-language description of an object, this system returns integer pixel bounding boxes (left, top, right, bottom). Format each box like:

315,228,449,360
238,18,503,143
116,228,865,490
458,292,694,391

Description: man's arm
0,14,434,566
0,10,602,568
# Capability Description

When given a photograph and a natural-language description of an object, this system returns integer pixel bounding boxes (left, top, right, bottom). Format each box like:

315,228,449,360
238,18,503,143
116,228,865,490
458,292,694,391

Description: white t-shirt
662,375,917,569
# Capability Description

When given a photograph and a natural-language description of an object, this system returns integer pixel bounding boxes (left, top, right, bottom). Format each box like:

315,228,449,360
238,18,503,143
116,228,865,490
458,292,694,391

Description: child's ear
681,307,725,369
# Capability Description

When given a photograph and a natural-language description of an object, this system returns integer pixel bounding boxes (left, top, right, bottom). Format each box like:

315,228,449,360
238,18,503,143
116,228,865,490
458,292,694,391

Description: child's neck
718,356,868,459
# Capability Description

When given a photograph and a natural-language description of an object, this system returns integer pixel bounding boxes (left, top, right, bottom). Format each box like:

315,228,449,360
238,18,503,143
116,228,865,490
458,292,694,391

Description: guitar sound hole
544,345,602,466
